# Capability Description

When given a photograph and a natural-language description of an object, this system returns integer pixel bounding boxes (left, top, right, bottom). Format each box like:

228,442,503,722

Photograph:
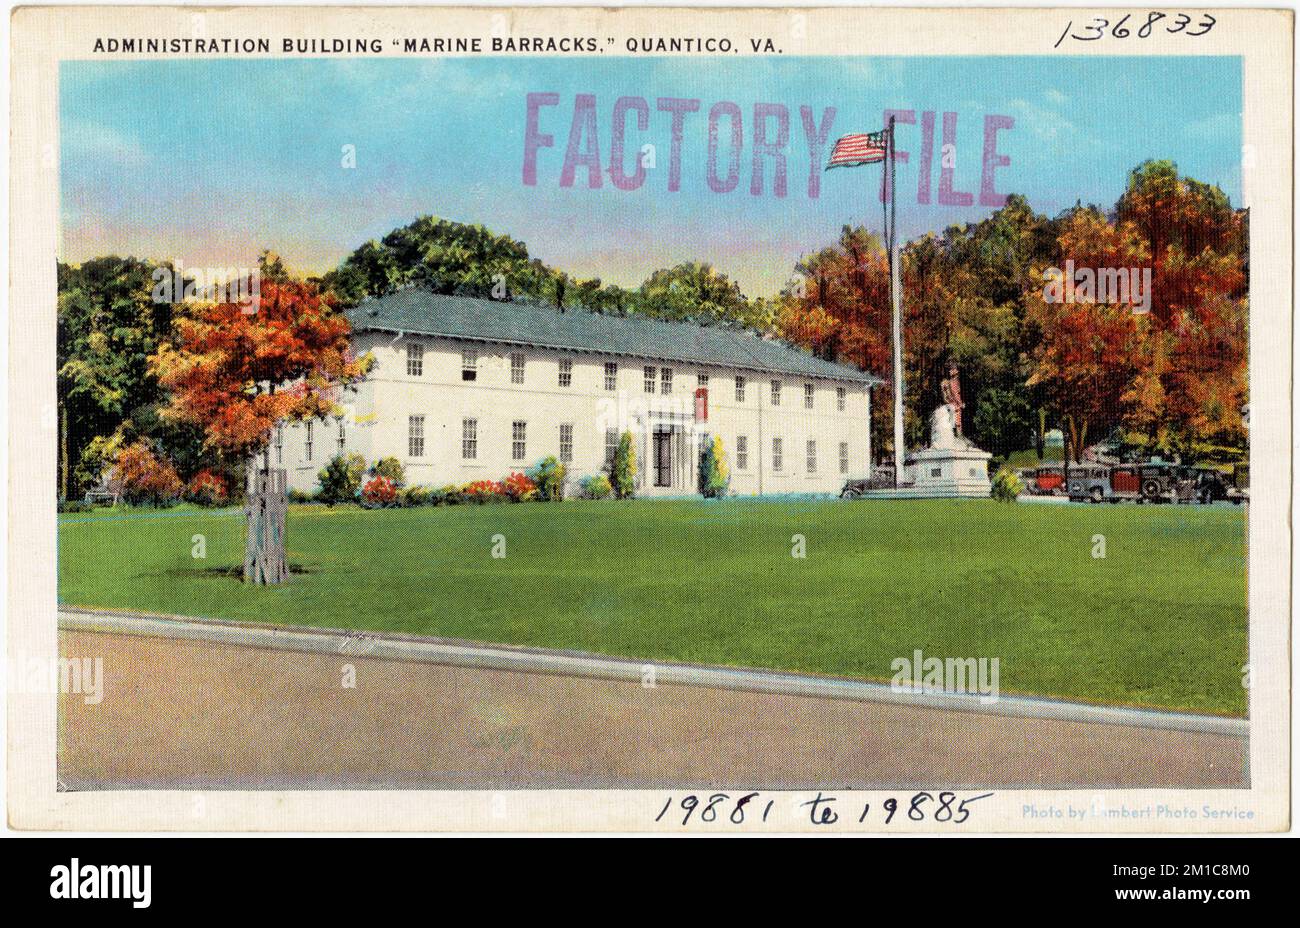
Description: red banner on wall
694,387,708,422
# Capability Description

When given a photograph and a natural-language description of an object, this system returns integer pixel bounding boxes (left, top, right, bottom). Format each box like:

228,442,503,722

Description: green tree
633,262,760,327
57,256,184,498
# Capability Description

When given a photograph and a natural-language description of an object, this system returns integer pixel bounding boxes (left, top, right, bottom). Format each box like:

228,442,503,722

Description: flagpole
887,116,905,488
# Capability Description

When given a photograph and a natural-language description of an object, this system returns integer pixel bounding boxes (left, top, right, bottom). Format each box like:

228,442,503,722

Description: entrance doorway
653,427,673,488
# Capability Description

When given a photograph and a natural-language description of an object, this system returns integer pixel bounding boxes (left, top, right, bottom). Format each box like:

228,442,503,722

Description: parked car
1107,465,1143,502
1191,468,1235,503
1229,463,1249,504
1136,463,1197,503
1066,467,1112,503
1023,466,1066,496
840,478,870,499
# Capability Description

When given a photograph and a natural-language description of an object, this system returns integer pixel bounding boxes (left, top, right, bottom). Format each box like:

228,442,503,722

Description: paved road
58,630,1248,790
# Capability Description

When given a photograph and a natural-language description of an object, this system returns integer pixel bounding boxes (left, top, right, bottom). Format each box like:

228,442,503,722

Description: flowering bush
361,475,398,508
462,480,507,504
111,441,183,507
186,469,229,507
503,471,538,502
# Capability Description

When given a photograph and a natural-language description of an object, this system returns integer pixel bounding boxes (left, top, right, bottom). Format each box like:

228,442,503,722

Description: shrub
371,456,405,486
991,468,1023,503
503,471,538,502
462,479,506,504
529,456,566,501
431,484,462,506
398,485,431,507
698,435,730,499
580,474,613,500
361,475,398,508
59,500,92,513
529,457,565,501
186,469,229,507
611,431,637,499
110,441,183,507
288,488,317,504
318,452,366,505
76,430,127,496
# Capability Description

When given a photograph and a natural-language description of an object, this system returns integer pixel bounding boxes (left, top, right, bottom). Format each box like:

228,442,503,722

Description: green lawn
58,498,1248,715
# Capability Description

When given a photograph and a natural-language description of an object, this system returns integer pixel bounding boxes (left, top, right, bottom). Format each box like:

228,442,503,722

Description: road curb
58,607,1249,738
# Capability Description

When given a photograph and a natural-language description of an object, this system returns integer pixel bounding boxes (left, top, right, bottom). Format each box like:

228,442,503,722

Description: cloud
62,122,149,169
1185,112,1239,139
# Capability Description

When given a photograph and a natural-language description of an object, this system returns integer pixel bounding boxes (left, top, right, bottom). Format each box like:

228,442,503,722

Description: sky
61,55,1242,297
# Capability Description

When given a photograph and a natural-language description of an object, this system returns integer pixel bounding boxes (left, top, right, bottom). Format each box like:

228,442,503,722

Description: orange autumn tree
151,276,372,582
1115,161,1248,458
1025,208,1149,462
778,227,897,454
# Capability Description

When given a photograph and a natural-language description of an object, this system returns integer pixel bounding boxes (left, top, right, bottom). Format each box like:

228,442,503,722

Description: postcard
7,5,1291,832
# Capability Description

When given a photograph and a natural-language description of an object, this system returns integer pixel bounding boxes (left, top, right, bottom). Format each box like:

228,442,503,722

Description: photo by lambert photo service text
50,860,152,909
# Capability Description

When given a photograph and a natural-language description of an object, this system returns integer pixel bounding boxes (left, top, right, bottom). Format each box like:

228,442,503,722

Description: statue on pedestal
940,362,965,435
930,364,973,451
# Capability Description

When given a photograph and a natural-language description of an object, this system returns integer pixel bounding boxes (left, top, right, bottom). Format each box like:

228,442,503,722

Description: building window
605,428,619,468
804,383,815,409
807,440,817,473
604,362,618,391
275,425,283,465
736,435,748,471
837,386,847,412
839,441,849,474
408,416,425,458
771,380,782,406
772,437,783,472
661,367,673,394
462,418,477,460
461,348,477,381
558,358,573,388
406,342,423,377
511,353,525,385
512,421,527,461
304,421,313,462
559,424,574,463
697,372,709,389
644,366,656,394
336,419,346,453
735,375,746,402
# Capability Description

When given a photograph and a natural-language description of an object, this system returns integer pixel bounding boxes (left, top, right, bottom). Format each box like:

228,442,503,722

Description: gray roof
346,289,880,385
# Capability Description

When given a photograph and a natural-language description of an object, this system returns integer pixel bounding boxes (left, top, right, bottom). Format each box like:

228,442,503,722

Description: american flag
825,130,888,169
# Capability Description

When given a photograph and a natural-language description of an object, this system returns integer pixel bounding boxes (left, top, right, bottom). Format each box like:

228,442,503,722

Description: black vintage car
1136,463,1198,503
1191,468,1235,503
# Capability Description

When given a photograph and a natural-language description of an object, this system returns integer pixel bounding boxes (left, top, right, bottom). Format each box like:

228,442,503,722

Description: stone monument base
904,446,993,498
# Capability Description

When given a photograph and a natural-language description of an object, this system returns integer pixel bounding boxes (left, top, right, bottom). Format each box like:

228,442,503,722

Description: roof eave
349,317,881,385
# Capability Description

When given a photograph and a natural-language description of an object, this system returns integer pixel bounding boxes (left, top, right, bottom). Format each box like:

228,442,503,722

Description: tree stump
244,468,288,584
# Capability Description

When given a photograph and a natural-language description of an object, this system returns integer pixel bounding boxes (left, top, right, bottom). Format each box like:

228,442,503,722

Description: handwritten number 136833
1055,12,1217,49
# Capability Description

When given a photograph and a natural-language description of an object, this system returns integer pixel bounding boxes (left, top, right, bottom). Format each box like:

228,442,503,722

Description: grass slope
58,498,1248,715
